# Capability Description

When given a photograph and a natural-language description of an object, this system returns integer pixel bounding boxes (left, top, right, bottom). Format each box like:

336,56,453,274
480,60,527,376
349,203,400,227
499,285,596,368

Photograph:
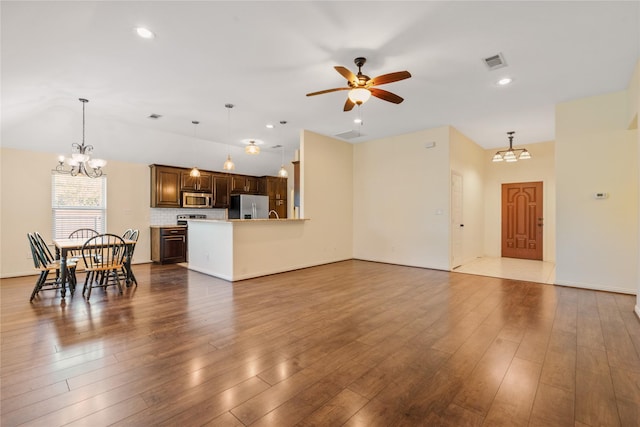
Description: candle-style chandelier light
55,98,107,178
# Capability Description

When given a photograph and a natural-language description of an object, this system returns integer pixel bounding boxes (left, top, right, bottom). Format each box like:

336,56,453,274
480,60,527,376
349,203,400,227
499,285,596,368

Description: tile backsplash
150,208,227,225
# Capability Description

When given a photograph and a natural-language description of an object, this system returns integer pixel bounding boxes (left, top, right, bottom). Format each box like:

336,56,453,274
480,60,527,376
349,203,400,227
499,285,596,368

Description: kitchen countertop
149,224,187,228
190,218,309,223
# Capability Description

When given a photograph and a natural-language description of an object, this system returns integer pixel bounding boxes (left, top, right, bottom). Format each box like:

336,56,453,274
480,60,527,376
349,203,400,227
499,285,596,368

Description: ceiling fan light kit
306,57,411,111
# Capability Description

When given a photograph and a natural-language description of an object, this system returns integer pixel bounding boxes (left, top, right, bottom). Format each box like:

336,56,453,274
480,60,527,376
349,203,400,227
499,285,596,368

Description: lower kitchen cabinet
151,226,187,264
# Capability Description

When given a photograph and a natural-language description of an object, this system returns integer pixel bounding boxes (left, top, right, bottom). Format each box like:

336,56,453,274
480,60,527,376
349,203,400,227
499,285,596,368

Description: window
52,173,107,239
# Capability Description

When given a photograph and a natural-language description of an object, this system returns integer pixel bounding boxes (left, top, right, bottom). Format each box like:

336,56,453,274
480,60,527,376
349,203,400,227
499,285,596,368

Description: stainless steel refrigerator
228,194,269,219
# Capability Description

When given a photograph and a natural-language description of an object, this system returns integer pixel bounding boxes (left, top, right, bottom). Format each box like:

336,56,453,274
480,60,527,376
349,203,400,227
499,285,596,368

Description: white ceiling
2,1,639,173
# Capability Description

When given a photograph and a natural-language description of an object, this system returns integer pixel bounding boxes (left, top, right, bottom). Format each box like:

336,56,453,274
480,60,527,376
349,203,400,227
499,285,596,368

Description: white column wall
556,91,638,294
353,126,451,270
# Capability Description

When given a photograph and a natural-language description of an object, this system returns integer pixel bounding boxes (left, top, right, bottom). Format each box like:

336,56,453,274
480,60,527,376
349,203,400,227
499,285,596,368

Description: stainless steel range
177,214,206,226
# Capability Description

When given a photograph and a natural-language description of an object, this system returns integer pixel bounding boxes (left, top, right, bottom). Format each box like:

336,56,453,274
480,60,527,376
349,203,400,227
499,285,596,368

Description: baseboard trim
555,279,636,295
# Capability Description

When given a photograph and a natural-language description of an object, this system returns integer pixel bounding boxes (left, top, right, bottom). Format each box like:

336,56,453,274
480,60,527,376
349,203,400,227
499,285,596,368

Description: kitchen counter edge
189,218,309,223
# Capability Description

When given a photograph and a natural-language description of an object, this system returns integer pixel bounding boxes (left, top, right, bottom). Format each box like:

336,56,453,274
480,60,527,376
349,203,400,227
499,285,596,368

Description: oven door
182,192,212,208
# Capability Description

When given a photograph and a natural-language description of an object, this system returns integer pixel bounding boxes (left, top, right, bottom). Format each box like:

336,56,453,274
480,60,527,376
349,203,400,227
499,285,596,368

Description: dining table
53,237,137,298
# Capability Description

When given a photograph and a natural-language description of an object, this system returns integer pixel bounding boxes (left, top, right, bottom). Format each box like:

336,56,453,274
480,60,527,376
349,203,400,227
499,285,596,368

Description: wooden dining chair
33,231,78,289
118,229,139,287
81,234,127,300
68,228,99,260
27,233,76,301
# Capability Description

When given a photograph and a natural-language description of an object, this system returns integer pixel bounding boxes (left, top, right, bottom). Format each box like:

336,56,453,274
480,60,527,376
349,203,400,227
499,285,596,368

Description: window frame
51,173,107,239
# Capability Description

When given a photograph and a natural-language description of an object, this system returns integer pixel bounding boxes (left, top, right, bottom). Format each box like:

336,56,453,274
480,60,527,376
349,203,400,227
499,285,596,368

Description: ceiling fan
306,57,411,111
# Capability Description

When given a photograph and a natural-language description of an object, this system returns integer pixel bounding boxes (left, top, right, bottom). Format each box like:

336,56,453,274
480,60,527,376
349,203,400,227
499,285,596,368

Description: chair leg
83,271,93,296
87,276,93,300
113,270,123,295
30,271,48,302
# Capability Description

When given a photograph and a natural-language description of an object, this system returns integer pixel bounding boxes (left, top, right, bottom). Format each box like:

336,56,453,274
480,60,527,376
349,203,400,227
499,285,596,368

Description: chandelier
55,98,107,178
492,131,531,162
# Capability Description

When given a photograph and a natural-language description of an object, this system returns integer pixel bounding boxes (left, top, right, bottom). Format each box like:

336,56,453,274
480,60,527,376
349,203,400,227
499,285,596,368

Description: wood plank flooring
1,260,639,426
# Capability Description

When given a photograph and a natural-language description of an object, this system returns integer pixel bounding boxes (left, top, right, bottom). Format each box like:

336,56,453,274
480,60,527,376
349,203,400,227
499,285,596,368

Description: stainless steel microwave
182,192,212,208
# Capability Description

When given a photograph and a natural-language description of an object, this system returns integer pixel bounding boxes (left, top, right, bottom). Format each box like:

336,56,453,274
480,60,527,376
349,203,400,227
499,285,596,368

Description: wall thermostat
594,192,609,199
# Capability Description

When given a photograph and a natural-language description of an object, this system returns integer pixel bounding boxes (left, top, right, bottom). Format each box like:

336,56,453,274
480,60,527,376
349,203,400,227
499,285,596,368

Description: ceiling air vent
483,53,507,70
148,113,162,119
334,130,363,140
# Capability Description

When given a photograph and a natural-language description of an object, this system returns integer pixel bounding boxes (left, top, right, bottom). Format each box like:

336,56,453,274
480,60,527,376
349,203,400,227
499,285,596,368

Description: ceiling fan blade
334,66,358,84
306,87,349,97
370,71,412,86
343,98,356,112
369,87,404,104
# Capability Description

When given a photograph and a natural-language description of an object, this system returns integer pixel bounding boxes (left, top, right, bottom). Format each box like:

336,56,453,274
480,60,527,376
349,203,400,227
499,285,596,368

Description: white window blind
51,173,107,239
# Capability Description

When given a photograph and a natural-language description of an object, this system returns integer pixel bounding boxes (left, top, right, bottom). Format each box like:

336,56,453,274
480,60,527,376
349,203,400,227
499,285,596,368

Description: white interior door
451,172,464,269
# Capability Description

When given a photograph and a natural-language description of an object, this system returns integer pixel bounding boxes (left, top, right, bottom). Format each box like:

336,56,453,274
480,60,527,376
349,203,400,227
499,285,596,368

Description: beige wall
483,140,556,261
449,127,486,266
0,147,151,278
352,126,451,270
556,91,638,294
299,130,354,263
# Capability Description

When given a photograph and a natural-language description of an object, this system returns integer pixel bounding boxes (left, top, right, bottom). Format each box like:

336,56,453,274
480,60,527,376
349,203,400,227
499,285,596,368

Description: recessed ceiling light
497,77,513,86
135,27,155,39
266,124,274,129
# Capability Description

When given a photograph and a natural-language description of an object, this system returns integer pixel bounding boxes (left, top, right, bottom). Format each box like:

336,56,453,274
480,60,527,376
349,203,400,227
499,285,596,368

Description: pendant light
189,120,201,177
223,104,235,171
277,121,288,178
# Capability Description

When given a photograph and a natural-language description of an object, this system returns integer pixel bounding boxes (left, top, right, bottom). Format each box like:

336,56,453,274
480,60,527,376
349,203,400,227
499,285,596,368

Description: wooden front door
502,181,543,260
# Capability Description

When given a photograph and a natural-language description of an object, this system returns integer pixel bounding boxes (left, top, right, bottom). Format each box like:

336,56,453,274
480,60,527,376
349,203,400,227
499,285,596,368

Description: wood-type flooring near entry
1,260,639,426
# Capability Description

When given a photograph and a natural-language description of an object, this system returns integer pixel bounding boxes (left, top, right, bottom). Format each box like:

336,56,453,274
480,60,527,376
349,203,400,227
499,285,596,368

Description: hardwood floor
1,260,639,426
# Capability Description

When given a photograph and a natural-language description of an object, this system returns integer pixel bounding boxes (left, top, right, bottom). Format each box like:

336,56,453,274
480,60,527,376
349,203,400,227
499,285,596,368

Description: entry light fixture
223,104,235,171
492,131,531,163
55,98,107,178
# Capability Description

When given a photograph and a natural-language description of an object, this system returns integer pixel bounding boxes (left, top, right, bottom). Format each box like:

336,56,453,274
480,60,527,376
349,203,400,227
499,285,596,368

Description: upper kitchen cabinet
265,176,287,200
231,175,262,194
212,173,230,208
150,165,182,208
181,170,213,192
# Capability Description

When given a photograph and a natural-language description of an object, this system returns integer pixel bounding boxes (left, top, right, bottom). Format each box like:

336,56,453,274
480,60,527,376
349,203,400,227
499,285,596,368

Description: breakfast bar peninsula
187,218,309,281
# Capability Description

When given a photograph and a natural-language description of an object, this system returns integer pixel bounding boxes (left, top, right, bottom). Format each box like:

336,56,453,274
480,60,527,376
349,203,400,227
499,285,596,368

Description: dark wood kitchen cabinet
231,175,261,194
150,165,182,208
180,171,213,192
151,226,187,264
266,176,288,218
212,173,230,208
